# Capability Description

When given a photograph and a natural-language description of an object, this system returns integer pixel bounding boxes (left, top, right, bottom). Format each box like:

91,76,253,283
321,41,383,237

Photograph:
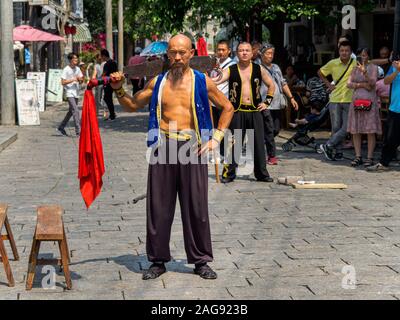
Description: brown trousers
146,138,213,265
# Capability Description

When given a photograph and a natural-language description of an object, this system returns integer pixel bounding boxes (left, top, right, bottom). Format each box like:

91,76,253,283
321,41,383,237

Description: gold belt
235,104,258,112
161,129,193,141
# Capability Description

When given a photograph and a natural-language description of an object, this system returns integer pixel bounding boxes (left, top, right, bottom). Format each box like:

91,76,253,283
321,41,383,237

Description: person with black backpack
318,41,356,161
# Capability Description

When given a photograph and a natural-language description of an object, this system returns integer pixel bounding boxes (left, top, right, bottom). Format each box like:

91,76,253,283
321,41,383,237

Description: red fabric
79,90,105,209
196,37,208,56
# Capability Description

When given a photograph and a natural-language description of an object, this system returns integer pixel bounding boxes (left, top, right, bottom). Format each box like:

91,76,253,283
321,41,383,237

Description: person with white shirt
211,40,236,160
57,52,84,137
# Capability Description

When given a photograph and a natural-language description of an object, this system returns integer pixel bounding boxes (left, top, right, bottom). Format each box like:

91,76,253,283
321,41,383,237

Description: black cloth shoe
221,176,235,183
142,263,166,280
257,177,274,182
109,114,117,121
194,264,217,280
56,128,68,136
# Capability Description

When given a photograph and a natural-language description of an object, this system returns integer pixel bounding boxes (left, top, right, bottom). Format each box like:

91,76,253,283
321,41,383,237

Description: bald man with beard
109,35,234,280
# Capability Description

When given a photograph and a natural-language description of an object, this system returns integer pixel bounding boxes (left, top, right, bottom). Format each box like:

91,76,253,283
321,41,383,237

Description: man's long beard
169,64,185,82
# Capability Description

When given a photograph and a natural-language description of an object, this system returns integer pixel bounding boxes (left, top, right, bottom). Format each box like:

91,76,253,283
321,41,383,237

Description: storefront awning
73,23,92,43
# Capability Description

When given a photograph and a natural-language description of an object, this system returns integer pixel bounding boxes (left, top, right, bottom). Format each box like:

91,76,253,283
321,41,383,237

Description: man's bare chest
161,81,192,107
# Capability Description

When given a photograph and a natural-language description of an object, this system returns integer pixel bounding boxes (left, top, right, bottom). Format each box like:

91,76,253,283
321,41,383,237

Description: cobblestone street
1,101,400,300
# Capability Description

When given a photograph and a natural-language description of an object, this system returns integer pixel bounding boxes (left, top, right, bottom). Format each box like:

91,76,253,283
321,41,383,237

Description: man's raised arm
110,71,155,112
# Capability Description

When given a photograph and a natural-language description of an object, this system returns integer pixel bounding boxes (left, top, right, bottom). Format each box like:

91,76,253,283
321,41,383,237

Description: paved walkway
1,100,400,300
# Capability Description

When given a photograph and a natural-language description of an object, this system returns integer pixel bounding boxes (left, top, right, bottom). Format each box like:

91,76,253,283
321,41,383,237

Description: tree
84,0,377,42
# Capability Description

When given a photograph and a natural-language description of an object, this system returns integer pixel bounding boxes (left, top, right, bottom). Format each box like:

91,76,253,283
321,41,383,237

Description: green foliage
79,50,98,64
83,0,376,40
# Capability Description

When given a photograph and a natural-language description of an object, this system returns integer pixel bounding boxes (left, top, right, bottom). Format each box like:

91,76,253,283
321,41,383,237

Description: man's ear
190,49,195,57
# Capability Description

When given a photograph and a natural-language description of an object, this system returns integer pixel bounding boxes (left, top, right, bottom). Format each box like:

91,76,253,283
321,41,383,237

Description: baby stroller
282,103,330,152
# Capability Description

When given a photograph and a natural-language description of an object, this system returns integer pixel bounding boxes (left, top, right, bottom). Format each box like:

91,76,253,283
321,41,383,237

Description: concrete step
0,130,18,153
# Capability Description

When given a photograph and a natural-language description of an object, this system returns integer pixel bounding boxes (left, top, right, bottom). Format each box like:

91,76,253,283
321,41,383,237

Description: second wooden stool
0,203,19,287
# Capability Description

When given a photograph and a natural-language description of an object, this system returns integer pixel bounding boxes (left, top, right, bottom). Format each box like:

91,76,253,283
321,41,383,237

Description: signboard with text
15,79,41,126
27,72,46,112
47,69,64,103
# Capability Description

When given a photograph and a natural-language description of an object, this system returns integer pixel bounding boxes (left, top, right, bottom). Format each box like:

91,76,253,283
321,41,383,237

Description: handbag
353,99,372,111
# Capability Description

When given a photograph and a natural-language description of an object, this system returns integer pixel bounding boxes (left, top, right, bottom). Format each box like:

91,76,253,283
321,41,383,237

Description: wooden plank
37,259,62,266
123,56,215,78
36,205,64,240
123,59,164,78
291,183,348,189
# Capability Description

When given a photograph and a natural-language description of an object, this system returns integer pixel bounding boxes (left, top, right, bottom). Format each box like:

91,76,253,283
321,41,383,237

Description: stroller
282,103,330,152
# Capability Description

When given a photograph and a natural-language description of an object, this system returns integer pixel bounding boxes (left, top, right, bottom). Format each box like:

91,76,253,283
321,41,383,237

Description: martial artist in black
222,62,274,183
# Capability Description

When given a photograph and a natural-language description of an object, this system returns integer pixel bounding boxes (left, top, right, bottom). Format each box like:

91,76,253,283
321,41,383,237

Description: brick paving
1,100,400,300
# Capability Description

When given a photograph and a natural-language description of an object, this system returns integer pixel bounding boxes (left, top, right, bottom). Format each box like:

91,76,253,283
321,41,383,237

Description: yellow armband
114,86,126,98
212,129,225,143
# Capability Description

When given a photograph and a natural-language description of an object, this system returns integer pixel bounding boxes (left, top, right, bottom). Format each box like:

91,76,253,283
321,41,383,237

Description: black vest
228,63,262,110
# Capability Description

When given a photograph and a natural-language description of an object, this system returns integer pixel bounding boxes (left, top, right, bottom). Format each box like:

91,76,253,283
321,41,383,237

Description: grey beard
170,66,184,82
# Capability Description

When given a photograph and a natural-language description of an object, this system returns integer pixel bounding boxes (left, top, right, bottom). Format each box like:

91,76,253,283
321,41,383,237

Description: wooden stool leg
0,237,15,287
4,216,19,261
59,239,72,290
63,227,70,263
26,239,40,290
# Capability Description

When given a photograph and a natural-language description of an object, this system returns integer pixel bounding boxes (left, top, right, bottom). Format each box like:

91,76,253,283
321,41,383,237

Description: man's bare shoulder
146,76,158,90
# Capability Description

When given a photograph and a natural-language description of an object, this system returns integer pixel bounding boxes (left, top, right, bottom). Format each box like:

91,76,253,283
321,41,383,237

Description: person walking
347,48,382,167
57,52,84,137
101,49,118,121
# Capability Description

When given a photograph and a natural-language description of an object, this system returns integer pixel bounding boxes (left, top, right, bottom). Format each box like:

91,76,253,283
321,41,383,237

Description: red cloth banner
79,89,105,209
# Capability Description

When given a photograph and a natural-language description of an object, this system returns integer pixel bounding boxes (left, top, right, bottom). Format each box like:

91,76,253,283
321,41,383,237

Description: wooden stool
0,204,19,287
26,205,71,290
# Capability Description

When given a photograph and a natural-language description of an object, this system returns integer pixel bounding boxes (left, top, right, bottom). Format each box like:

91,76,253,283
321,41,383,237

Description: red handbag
353,99,372,111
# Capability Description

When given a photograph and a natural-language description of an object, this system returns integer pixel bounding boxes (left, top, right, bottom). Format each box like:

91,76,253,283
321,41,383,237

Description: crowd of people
57,36,400,174
54,33,400,281
211,37,398,172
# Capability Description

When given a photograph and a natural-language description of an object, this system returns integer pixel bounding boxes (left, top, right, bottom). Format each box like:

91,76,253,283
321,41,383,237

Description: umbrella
13,25,65,42
140,41,168,57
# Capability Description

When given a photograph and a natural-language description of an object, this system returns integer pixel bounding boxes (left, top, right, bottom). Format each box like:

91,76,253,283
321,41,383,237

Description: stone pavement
1,100,400,300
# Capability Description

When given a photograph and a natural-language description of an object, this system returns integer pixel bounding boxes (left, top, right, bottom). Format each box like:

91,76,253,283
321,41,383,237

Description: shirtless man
109,34,234,280
214,42,275,183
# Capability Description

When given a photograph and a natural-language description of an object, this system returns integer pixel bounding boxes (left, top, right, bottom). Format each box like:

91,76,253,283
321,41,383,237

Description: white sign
15,79,41,126
47,69,64,103
27,72,46,112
